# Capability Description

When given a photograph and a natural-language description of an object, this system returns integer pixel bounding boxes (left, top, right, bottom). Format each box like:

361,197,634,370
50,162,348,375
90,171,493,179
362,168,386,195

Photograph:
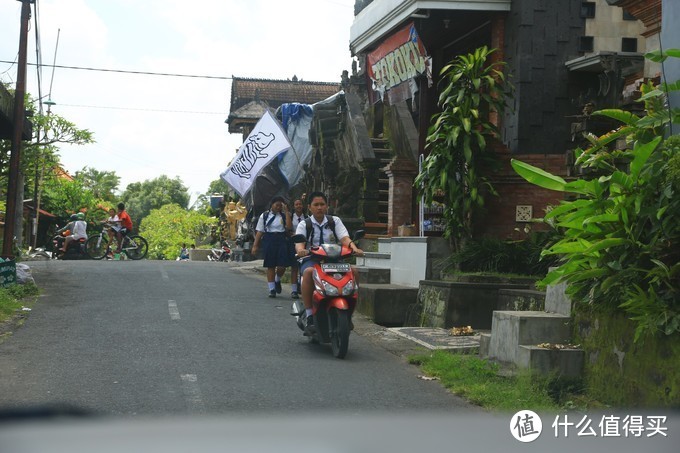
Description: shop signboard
366,22,432,105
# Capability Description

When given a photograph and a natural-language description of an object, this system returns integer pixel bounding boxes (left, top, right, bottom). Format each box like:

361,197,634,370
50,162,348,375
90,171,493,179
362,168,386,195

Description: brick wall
385,157,418,235
475,152,569,240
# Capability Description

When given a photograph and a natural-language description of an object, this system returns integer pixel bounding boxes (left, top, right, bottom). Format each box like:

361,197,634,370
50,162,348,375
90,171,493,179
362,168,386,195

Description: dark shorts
299,257,314,274
262,233,292,268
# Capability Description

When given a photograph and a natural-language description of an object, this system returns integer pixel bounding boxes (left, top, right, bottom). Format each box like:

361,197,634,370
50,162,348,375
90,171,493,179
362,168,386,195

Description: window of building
580,2,596,18
622,38,638,53
579,36,594,53
623,10,637,21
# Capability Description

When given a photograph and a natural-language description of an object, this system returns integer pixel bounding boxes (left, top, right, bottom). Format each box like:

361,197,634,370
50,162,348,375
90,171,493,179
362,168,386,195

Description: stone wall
575,310,680,407
502,0,586,155
414,280,533,329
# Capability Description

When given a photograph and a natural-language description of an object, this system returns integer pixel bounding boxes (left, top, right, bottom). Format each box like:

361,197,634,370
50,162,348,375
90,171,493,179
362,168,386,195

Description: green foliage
0,89,94,197
121,175,190,228
511,50,680,341
74,166,120,202
139,203,216,260
41,177,96,217
415,46,512,251
451,232,559,276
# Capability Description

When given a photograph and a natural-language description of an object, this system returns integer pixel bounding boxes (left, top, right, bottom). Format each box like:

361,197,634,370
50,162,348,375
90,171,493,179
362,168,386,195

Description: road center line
161,268,169,280
168,300,181,320
180,374,206,413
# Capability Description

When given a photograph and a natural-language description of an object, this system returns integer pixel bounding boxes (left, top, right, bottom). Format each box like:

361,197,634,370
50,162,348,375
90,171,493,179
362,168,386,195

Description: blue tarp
277,102,314,188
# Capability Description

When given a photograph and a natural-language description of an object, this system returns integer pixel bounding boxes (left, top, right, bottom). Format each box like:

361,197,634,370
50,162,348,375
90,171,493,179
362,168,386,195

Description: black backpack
262,210,285,232
304,216,339,244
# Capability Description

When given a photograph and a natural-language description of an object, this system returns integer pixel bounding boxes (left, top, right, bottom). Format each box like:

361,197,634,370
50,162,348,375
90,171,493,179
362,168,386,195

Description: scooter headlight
322,281,339,296
342,280,356,296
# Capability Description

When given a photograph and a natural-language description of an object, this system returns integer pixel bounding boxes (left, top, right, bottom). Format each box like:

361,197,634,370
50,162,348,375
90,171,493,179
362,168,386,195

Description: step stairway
479,281,584,377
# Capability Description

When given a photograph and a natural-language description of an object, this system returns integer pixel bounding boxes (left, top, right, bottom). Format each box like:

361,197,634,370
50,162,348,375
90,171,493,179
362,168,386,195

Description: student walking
251,196,293,298
288,198,308,299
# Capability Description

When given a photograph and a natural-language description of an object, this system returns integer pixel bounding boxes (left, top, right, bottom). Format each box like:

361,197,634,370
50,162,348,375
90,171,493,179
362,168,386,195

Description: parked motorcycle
290,230,365,359
208,241,232,262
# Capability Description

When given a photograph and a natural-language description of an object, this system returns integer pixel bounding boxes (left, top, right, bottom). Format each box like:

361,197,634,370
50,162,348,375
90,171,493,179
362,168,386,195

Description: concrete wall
389,237,427,287
663,0,680,128
416,280,532,329
188,249,211,261
586,0,645,53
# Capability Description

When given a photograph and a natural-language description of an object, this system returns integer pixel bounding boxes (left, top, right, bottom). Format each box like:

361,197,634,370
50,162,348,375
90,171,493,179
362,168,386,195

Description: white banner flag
220,110,292,197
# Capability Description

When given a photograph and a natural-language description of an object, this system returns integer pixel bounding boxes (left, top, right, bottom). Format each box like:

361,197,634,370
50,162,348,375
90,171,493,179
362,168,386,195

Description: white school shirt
72,220,88,240
108,215,122,231
294,215,349,247
291,212,308,231
255,210,287,233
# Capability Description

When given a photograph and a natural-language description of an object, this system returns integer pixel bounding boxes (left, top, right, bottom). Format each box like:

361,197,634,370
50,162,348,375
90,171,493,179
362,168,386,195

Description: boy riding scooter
294,192,363,334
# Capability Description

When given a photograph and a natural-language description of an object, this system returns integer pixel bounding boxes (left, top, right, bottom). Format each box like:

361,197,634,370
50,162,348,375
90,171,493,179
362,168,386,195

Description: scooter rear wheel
330,308,350,359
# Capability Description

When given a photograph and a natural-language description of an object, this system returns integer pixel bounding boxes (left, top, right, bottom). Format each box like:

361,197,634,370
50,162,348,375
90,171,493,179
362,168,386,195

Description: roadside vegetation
409,351,602,412
512,49,680,341
0,283,39,326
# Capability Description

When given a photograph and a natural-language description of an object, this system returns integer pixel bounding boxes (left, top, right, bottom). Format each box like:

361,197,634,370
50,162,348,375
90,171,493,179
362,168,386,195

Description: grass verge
0,282,40,328
409,350,603,412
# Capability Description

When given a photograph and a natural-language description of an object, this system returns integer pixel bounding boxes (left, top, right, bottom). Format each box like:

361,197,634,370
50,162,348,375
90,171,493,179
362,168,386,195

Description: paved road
0,259,472,416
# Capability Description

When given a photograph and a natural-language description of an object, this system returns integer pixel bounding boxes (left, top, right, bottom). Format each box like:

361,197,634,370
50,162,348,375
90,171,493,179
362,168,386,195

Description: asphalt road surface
0,259,472,416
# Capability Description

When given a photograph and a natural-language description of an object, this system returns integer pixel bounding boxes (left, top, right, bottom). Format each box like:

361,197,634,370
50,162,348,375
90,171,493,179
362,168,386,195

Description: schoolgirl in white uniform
251,196,292,298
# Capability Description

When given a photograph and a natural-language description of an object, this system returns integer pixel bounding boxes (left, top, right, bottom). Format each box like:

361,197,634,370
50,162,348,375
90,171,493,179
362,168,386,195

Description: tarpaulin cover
277,103,314,188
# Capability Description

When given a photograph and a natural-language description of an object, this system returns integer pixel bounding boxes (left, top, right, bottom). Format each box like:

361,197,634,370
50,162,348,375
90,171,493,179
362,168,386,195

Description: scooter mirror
353,230,365,241
291,234,306,244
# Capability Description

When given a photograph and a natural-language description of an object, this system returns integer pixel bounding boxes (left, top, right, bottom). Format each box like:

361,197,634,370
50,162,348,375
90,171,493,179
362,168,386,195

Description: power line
0,59,233,80
58,102,227,115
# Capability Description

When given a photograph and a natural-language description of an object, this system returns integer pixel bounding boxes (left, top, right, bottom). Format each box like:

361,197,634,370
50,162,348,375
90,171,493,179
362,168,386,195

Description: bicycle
85,225,149,260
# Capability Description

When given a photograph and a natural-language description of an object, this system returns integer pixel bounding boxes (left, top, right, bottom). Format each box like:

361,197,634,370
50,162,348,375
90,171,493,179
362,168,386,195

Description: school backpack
304,215,339,244
262,210,285,232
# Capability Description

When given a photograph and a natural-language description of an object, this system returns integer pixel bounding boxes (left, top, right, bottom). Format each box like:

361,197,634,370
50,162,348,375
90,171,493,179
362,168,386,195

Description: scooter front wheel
329,308,350,359
85,236,109,260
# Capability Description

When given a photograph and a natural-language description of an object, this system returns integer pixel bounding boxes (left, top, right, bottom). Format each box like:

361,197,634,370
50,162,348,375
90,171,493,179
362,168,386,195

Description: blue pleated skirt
262,233,292,268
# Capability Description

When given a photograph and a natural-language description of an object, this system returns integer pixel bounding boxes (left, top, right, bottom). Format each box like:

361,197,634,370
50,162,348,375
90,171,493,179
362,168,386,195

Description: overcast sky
0,0,356,204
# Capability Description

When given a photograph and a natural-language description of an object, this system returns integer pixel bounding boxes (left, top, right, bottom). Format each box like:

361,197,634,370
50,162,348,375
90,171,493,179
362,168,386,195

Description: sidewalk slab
388,327,481,352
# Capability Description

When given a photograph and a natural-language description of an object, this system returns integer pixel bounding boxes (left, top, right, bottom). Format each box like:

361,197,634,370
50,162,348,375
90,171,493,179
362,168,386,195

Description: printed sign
0,259,17,287
367,22,432,104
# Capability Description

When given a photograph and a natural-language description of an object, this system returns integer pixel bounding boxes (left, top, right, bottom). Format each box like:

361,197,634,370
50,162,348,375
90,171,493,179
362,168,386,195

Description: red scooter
290,230,364,358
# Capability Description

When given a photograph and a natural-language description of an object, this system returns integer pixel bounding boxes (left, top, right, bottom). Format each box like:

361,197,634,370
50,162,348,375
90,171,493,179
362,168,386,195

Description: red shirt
118,210,133,230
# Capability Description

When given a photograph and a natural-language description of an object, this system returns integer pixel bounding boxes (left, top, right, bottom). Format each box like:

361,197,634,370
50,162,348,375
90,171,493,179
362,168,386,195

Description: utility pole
3,0,34,258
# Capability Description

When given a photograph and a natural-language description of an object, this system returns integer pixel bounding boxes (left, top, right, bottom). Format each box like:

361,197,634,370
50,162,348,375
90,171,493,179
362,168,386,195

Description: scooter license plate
321,263,351,273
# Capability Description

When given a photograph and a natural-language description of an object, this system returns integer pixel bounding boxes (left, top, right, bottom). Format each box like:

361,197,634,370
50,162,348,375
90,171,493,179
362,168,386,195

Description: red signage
366,22,431,104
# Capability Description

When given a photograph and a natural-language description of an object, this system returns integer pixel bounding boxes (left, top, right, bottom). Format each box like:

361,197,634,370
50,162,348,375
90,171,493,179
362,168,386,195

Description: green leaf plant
415,46,512,253
511,50,680,341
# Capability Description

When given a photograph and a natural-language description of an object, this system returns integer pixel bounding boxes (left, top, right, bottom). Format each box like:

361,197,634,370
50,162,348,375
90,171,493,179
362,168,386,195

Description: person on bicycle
61,212,88,253
294,192,363,334
114,202,133,253
102,208,120,259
